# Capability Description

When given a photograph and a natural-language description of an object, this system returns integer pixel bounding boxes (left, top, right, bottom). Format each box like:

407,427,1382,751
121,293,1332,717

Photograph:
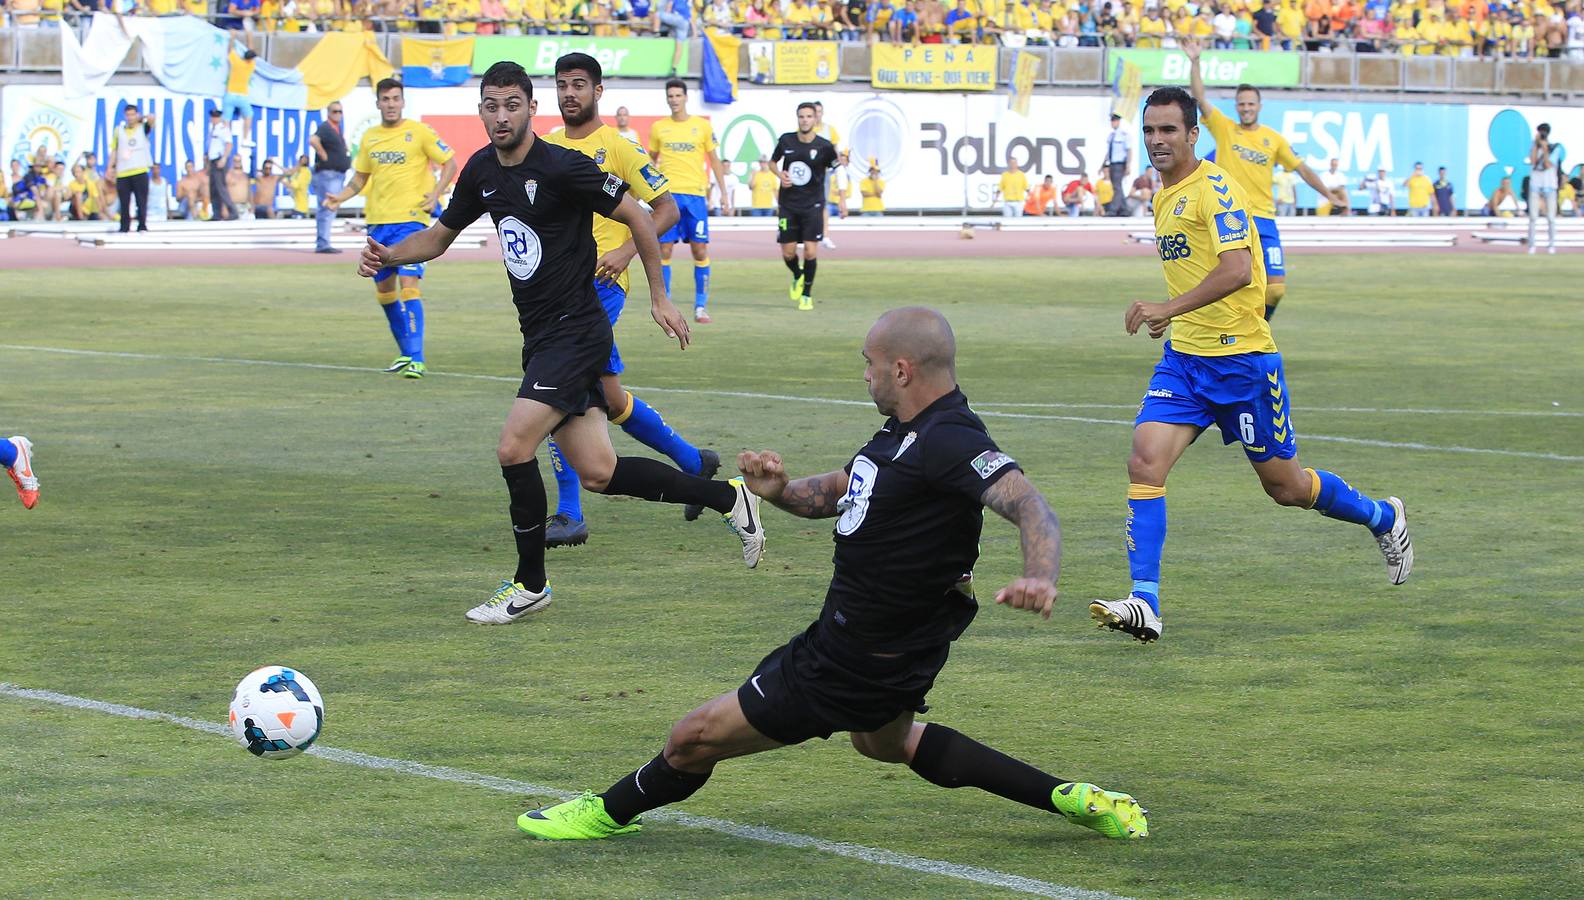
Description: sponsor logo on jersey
370,150,407,164
1234,143,1271,167
1216,209,1248,242
1146,388,1174,398
788,161,813,186
640,163,666,190
603,173,623,196
970,450,1015,480
497,215,543,281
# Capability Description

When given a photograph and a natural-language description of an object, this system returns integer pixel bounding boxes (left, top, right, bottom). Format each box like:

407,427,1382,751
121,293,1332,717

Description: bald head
863,308,959,420
868,307,956,378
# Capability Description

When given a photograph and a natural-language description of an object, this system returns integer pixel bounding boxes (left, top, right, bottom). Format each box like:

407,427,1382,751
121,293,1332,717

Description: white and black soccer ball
228,666,324,760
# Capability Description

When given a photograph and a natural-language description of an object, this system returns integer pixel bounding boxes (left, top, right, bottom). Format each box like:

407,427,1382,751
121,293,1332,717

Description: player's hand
1126,300,1173,338
595,245,636,285
994,577,1058,620
779,171,792,188
736,450,789,502
1331,188,1349,207
1181,36,1202,62
651,294,690,349
323,193,344,211
722,198,735,216
357,237,390,278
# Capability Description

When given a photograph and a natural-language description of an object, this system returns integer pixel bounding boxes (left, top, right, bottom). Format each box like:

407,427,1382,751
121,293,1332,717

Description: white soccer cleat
464,580,552,624
1376,497,1413,585
821,236,836,250
1089,595,1162,643
6,436,38,509
723,476,765,569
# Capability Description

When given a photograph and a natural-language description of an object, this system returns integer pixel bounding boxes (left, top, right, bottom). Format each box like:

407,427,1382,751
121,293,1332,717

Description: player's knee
577,465,613,493
664,706,728,768
496,438,529,467
1127,451,1165,485
1263,477,1309,507
849,733,908,764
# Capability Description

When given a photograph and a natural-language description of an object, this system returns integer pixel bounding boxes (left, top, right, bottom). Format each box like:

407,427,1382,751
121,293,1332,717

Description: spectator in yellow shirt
1403,162,1434,216
1137,8,1168,46
1276,0,1305,47
286,153,312,218
998,162,1028,217
748,158,778,216
859,162,885,216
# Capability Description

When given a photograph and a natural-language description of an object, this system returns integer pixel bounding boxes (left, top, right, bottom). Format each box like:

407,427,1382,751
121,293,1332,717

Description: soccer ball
228,665,324,759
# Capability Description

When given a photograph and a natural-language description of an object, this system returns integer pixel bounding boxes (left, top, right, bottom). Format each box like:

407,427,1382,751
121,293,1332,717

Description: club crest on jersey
525,179,538,203
594,148,607,165
1173,195,1188,216
970,450,1015,480
1216,209,1248,241
892,431,917,461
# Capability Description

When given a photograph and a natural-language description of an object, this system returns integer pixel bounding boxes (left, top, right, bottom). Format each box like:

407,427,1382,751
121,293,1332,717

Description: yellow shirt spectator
750,167,779,210
1276,3,1304,38
288,165,312,215
144,0,179,15
418,0,446,20
226,49,256,97
450,0,483,32
860,175,885,213
999,167,1028,204
1096,176,1114,208
543,125,671,293
1405,172,1433,209
352,119,455,224
1137,13,1168,46
184,0,209,14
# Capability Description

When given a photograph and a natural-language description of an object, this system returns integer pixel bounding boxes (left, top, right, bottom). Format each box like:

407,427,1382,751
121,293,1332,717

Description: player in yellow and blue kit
1089,88,1413,644
1183,38,1347,321
325,78,457,379
649,79,732,323
540,54,722,547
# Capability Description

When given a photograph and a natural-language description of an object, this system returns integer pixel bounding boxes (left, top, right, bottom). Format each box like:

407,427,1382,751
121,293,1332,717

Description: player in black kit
356,61,765,625
771,102,839,311
517,307,1150,843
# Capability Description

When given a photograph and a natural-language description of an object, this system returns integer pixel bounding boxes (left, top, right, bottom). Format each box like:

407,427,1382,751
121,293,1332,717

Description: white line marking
0,682,1125,900
2,343,1578,463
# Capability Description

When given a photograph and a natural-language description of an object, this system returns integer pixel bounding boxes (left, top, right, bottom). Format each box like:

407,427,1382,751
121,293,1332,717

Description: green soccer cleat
517,791,642,840
383,355,413,373
789,274,804,302
402,361,427,379
797,296,814,311
1052,782,1149,840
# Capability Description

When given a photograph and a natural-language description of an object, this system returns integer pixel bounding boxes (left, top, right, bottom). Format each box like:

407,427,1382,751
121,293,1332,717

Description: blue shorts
597,280,626,375
221,92,254,122
1254,215,1284,278
368,221,428,281
661,193,709,244
1136,341,1297,463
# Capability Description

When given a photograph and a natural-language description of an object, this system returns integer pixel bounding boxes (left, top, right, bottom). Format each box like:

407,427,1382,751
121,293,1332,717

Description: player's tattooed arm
981,470,1062,619
738,451,846,519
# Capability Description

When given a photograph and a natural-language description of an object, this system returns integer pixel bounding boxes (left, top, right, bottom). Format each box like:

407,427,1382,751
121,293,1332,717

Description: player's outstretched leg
399,284,426,379
544,438,588,548
3,435,39,509
1295,466,1412,585
609,389,719,521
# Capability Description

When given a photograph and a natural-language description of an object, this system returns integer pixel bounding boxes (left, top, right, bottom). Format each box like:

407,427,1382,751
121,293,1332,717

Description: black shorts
737,622,950,746
777,206,823,245
517,313,613,415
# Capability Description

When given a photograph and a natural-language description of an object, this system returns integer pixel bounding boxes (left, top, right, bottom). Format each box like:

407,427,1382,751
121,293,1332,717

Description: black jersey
440,138,629,337
770,132,839,212
816,388,1021,656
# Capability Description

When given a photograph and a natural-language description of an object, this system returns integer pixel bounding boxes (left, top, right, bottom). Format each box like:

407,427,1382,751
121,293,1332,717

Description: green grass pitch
1,253,1580,898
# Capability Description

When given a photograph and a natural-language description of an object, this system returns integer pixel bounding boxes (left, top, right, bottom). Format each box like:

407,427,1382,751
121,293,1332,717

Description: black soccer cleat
544,513,589,549
684,449,722,522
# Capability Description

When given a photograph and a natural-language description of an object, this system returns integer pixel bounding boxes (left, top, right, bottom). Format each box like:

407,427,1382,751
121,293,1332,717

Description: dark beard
491,123,530,152
560,105,596,128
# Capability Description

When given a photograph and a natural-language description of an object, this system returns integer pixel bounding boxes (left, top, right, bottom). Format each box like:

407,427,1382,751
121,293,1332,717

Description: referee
517,307,1149,843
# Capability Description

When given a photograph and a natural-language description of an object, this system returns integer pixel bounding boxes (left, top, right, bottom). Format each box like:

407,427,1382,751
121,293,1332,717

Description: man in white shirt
615,106,641,145
1319,157,1349,215
1213,8,1237,46
1103,112,1130,216
1362,167,1394,216
205,108,238,221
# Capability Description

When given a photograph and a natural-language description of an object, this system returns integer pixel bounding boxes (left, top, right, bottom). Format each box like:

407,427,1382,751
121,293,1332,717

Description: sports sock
801,258,817,297
1306,467,1395,536
401,289,425,362
661,260,672,298
909,723,1065,813
0,439,16,469
546,437,583,522
601,456,735,513
617,392,703,474
600,752,712,826
1125,484,1166,615
501,460,548,591
783,255,802,279
377,292,407,353
693,257,710,309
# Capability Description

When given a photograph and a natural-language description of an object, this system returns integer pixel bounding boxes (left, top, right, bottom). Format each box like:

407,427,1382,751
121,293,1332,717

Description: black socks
601,752,712,826
501,460,547,591
908,723,1064,813
602,456,736,514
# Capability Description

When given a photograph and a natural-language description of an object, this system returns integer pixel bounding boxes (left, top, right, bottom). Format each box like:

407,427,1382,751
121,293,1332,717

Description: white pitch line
2,343,1579,463
0,682,1125,900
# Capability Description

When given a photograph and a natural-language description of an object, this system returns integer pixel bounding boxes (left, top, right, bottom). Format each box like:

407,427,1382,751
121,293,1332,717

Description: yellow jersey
1200,104,1301,220
226,49,256,96
749,169,779,208
998,167,1028,202
288,166,311,214
544,125,670,293
860,177,885,213
648,115,717,197
1406,173,1433,209
352,119,455,225
1151,160,1274,357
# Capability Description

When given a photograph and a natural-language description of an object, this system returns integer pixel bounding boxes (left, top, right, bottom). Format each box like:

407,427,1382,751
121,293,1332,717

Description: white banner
1465,104,1583,211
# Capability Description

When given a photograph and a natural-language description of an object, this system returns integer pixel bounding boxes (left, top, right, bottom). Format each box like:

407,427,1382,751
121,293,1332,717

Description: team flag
1112,57,1143,122
1009,51,1040,117
701,29,741,104
400,37,475,88
298,32,395,109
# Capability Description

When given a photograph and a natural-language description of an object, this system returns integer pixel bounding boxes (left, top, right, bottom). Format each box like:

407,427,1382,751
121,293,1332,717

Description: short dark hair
376,77,404,96
664,78,687,93
1235,83,1261,99
556,52,602,84
243,49,258,61
796,101,817,114
479,61,533,101
1538,122,1551,136
1143,86,1197,131
209,108,221,116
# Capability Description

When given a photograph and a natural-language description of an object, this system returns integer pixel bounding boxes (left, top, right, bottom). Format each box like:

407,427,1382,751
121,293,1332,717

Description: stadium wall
4,79,1578,213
